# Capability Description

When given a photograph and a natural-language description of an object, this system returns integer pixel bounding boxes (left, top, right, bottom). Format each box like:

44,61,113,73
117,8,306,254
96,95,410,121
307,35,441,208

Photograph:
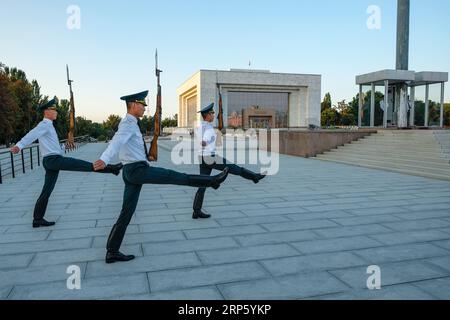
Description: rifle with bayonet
217,87,224,132
66,64,76,150
148,49,162,162
216,72,224,146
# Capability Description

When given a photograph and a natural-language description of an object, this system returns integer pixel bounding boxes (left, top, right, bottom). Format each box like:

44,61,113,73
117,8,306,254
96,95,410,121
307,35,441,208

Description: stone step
327,149,450,165
314,157,450,181
369,136,436,140
359,140,441,145
356,137,440,144
316,130,450,181
360,134,438,139
335,145,446,158
321,151,450,171
327,140,444,154
336,147,449,159
316,153,450,177
349,142,443,151
339,139,442,148
373,132,435,136
317,155,450,181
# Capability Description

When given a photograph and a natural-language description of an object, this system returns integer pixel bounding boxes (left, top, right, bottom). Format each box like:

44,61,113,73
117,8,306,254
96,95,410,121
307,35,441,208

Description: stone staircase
314,130,450,181
435,130,450,161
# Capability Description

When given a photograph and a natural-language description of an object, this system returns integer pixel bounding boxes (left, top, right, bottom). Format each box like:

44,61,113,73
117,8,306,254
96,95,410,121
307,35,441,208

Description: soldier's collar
126,113,138,123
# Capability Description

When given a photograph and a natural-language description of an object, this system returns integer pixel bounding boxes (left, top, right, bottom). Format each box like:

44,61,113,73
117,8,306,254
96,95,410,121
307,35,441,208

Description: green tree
413,100,449,127
53,99,70,139
347,91,385,126
428,100,441,126
445,103,450,127
72,116,105,139
413,100,425,126
321,92,332,112
29,80,41,130
321,108,338,127
162,115,178,128
8,72,33,140
103,114,122,139
0,63,52,145
138,115,153,135
0,71,19,145
75,116,92,137
90,122,106,139
336,100,356,126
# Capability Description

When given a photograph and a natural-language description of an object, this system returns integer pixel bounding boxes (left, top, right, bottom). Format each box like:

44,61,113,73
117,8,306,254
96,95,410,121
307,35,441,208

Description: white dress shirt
100,114,147,165
196,120,216,156
16,118,63,157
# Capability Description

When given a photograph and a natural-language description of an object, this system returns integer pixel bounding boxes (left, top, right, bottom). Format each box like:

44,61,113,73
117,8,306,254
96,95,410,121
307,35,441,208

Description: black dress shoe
105,251,135,264
192,210,211,219
241,169,267,184
187,168,229,190
105,163,123,176
32,219,56,228
252,173,267,184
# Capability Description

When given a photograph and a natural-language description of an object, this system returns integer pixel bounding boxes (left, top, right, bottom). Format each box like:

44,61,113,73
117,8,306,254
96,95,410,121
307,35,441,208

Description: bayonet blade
66,64,73,86
155,49,158,75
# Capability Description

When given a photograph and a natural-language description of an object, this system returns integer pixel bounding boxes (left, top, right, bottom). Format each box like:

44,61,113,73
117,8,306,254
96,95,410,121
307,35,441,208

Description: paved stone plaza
1,143,450,300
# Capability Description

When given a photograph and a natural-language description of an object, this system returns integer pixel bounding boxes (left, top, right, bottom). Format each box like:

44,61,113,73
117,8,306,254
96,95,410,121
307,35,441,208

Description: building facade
177,69,321,129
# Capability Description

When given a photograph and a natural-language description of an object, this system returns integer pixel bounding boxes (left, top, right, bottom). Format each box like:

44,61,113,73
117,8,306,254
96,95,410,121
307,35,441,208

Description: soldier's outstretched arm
12,121,49,153
94,124,132,170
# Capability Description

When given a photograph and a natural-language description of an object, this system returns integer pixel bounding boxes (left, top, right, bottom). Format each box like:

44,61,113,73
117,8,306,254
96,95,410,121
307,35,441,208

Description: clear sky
1,0,449,122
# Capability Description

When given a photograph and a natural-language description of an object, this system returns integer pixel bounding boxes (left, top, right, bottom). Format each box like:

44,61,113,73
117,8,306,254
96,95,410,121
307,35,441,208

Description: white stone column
409,86,415,127
384,80,389,128
425,84,429,127
358,85,363,127
183,97,187,127
370,83,375,127
440,82,445,128
398,84,408,128
180,97,184,126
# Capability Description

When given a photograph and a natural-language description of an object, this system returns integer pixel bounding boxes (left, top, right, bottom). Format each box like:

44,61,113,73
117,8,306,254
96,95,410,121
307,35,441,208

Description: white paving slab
1,142,450,299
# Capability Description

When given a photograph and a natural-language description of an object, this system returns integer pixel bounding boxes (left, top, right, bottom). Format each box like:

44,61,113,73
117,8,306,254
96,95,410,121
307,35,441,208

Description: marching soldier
192,103,267,219
93,91,229,264
10,98,123,228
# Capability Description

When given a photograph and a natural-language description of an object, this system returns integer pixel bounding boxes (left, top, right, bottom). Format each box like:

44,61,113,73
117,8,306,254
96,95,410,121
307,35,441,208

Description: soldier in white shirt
193,103,266,219
10,98,123,228
93,91,229,264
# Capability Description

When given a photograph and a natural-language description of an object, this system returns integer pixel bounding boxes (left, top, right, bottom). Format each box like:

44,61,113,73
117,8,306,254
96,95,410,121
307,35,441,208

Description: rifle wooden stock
218,92,224,131
67,91,76,150
215,89,224,146
148,67,162,162
66,65,76,150
148,94,161,162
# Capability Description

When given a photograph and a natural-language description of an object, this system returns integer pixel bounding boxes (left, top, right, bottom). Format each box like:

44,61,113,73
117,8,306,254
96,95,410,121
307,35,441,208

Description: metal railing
0,135,91,184
59,135,91,154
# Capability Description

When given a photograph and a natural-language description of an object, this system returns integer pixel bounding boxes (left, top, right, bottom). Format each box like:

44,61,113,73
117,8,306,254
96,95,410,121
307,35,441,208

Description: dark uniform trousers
34,155,114,220
107,161,194,252
193,155,250,213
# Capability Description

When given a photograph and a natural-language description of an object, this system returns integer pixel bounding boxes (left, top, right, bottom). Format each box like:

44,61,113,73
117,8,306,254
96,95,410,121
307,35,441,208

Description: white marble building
177,69,321,129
